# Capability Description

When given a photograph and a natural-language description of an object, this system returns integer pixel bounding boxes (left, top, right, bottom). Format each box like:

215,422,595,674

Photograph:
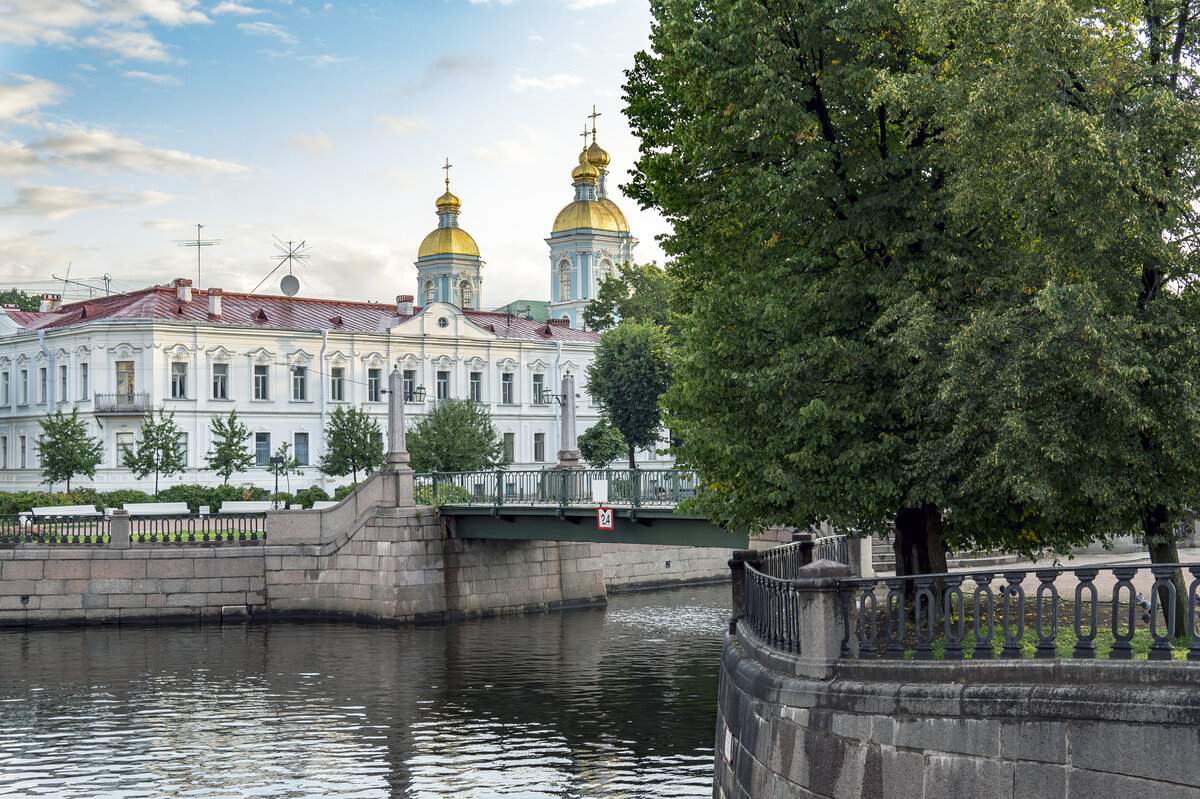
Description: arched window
597,259,614,286
424,280,436,305
558,261,571,301
459,280,473,309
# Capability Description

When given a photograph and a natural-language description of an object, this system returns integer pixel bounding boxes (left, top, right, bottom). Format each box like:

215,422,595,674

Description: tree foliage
122,408,186,496
37,408,102,492
583,261,677,333
407,398,504,473
206,409,253,485
318,405,384,483
578,419,628,468
0,289,40,311
625,0,1200,586
585,321,672,469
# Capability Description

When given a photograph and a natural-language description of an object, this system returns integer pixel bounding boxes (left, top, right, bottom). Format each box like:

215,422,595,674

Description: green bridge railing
414,469,699,509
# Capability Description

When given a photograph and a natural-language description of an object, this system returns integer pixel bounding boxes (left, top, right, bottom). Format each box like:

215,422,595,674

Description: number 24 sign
597,507,614,530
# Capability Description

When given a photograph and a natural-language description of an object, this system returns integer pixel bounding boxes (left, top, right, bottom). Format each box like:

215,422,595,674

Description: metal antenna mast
175,224,220,285
250,237,310,295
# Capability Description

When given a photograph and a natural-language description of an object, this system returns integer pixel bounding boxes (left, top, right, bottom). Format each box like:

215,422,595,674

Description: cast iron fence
128,513,266,543
415,469,700,508
0,514,110,544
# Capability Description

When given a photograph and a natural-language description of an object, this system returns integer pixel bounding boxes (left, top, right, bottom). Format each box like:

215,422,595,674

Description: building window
79,363,88,399
558,261,571,302
330,366,345,402
0,435,6,468
212,363,228,399
532,373,545,404
116,432,134,463
1,372,9,406
115,361,134,399
294,432,309,466
367,368,382,402
502,432,515,464
19,369,28,405
18,435,26,469
255,432,270,466
38,367,47,403
424,280,436,305
534,432,546,462
170,362,187,399
403,369,416,401
58,364,67,401
253,364,269,400
501,372,514,404
436,370,449,400
469,371,482,403
178,432,188,464
459,280,473,308
292,366,307,401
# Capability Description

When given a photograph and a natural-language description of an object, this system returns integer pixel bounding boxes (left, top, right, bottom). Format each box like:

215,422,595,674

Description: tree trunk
1143,502,1189,638
628,445,636,470
893,504,949,577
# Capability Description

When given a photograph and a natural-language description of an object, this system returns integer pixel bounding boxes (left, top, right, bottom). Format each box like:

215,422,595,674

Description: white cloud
377,115,429,136
470,124,549,166
212,2,263,14
565,0,616,8
295,54,347,67
237,21,297,44
122,70,182,86
0,140,39,173
80,28,177,62
0,183,172,219
0,1,208,61
0,74,68,123
468,0,515,4
28,126,250,175
528,33,544,43
289,131,334,156
509,70,584,92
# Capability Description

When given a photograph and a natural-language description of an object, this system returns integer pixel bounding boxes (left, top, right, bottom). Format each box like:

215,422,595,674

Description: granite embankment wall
715,562,1200,799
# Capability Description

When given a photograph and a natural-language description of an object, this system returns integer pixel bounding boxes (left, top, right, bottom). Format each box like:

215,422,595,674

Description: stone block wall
443,538,606,615
597,526,793,592
715,626,1200,799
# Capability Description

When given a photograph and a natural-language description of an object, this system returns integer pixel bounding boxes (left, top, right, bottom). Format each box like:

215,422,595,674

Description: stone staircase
870,533,1025,574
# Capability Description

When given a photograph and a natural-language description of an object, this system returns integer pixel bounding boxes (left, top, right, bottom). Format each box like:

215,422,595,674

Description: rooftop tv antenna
250,236,310,296
175,224,220,285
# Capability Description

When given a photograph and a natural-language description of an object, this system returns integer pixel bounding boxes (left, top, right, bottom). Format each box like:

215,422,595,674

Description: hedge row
0,484,335,514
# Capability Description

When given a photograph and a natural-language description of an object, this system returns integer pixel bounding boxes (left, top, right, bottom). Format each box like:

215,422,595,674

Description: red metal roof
7,285,600,343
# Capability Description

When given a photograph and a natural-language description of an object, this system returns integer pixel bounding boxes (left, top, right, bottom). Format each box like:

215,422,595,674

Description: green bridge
415,469,748,549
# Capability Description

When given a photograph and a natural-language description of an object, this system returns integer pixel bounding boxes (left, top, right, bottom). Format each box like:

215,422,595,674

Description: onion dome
586,139,610,169
418,227,479,258
571,150,599,182
435,189,461,211
551,201,628,234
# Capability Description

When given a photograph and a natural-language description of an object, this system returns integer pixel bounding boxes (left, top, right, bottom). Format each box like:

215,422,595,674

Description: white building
0,129,662,492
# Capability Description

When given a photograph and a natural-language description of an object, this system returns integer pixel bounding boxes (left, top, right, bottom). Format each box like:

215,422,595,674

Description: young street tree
585,321,672,469
318,405,384,483
407,398,504,473
206,409,254,485
37,408,102,492
578,419,627,469
582,261,676,333
269,441,303,493
122,408,185,496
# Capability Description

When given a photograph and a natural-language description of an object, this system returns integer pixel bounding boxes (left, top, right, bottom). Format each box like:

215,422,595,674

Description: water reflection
0,584,729,798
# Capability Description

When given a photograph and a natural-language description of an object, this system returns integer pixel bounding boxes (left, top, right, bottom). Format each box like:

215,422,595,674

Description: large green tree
0,289,40,311
583,261,677,333
206,409,254,485
578,419,628,469
318,405,384,483
37,408,102,491
122,408,186,496
585,321,672,469
407,398,504,473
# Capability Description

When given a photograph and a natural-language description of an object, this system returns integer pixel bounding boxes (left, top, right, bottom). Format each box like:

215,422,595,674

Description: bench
217,500,285,513
32,504,101,518
122,502,191,516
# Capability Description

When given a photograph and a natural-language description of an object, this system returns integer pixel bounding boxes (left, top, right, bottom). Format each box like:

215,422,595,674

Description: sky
0,0,669,309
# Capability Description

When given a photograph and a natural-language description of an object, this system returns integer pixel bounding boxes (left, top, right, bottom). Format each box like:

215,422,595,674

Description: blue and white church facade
414,168,484,311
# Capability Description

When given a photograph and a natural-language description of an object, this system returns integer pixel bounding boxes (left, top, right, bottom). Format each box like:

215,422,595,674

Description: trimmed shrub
99,489,155,510
414,483,473,506
332,482,358,501
293,486,331,509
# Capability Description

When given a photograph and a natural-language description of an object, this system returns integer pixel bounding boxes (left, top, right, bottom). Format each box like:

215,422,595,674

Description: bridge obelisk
385,367,415,505
555,372,584,469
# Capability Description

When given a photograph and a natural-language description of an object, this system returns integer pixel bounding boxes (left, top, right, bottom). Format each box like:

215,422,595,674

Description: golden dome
586,140,610,169
551,199,629,234
571,150,599,182
436,190,461,211
418,226,480,258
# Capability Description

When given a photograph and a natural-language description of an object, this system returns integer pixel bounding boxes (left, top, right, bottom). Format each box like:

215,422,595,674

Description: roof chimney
397,294,414,316
39,293,62,313
548,318,570,327
208,288,222,317
174,278,193,303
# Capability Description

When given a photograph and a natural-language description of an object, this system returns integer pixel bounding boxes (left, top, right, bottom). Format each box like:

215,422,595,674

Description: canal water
0,583,730,798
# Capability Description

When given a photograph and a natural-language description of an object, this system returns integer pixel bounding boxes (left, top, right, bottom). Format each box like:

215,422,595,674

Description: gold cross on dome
580,124,590,147
442,157,452,189
589,105,602,141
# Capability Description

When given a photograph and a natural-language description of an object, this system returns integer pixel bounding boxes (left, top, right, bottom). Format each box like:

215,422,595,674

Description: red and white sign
597,507,614,530
724,725,733,765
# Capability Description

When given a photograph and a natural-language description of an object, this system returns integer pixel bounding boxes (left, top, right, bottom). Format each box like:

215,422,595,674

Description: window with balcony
534,432,546,462
330,366,345,401
469,371,482,403
532,373,545,404
501,372,514,404
294,432,309,466
255,432,270,466
436,370,449,400
502,432,515,464
253,364,269,400
212,363,228,399
367,368,382,403
115,361,134,399
291,366,307,401
170,362,188,399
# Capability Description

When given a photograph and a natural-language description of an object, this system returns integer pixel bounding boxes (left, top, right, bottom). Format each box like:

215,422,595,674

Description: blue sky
0,0,667,308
